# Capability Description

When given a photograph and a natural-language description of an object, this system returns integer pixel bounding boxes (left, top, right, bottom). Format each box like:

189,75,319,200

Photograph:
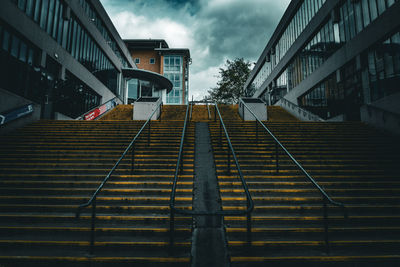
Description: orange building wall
130,50,161,73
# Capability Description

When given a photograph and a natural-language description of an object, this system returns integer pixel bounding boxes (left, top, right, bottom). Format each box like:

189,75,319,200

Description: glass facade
164,55,183,104
78,0,129,68
249,0,327,93
285,17,340,91
247,0,398,96
248,0,399,120
0,19,100,118
299,30,400,120
14,0,121,97
0,19,41,103
55,70,101,118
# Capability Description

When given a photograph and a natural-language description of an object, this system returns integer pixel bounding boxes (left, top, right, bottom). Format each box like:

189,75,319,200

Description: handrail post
148,120,151,146
247,198,252,244
180,141,184,175
242,104,245,121
219,120,222,147
170,209,175,247
255,120,258,144
323,197,330,254
227,145,230,174
189,102,193,121
275,143,279,173
214,104,216,122
159,103,162,122
89,197,97,255
131,144,135,175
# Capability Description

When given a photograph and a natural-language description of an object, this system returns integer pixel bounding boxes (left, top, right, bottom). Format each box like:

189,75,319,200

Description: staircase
0,119,195,266
1,104,400,266
209,106,400,266
267,106,298,121
99,105,133,120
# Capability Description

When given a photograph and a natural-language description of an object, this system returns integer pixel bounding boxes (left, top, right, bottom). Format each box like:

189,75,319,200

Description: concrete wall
276,98,324,122
360,105,400,135
239,99,268,121
133,98,161,120
360,92,400,135
0,88,41,135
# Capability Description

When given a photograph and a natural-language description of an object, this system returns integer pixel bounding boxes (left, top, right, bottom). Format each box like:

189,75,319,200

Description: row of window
0,20,100,118
164,55,183,104
1,23,37,66
275,0,327,66
78,0,129,68
134,58,156,64
298,30,400,119
56,70,101,118
0,20,43,103
67,16,119,95
275,17,340,93
164,56,182,72
250,0,327,95
13,0,121,96
338,0,397,43
248,0,398,97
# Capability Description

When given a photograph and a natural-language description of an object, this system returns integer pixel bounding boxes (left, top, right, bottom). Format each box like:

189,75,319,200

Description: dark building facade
124,39,191,105
0,0,171,126
245,0,400,121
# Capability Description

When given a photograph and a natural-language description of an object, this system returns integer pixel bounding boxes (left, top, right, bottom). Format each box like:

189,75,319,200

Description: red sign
84,100,116,120
84,109,100,120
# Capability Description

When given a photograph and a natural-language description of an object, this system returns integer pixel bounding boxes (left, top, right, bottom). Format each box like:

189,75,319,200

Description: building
124,39,191,104
0,0,172,131
245,0,400,122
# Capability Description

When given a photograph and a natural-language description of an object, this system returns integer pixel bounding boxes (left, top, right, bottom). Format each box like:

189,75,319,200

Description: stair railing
239,98,347,254
75,100,163,255
276,96,325,122
169,102,254,246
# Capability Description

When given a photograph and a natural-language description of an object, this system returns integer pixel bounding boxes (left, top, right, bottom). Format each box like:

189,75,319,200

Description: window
39,0,49,30
150,58,155,64
2,30,10,51
19,42,27,62
10,35,20,58
369,0,378,21
135,58,140,64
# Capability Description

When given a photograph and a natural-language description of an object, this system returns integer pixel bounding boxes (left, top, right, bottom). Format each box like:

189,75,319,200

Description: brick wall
130,51,161,73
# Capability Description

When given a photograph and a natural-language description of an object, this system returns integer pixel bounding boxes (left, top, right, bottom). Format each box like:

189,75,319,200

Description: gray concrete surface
191,122,229,267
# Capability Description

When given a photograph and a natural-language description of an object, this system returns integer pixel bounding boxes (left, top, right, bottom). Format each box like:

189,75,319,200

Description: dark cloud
195,2,285,67
100,0,290,98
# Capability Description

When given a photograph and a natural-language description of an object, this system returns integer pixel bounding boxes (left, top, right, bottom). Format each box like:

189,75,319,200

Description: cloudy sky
100,0,291,100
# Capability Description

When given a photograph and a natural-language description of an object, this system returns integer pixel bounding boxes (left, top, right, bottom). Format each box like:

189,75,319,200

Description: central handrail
169,102,254,245
75,100,162,254
239,98,346,253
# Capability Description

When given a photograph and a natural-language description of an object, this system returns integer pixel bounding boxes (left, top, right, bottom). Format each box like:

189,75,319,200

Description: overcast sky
100,0,291,100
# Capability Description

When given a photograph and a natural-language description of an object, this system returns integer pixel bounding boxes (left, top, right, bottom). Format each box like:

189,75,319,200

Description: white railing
276,96,325,122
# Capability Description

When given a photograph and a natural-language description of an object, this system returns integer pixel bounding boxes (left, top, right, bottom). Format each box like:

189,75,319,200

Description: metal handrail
239,98,346,253
277,96,325,122
169,102,254,245
75,100,162,254
75,97,119,120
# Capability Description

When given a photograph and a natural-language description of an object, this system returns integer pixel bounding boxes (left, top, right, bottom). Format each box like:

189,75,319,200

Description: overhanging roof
122,68,173,93
155,48,191,59
124,39,169,50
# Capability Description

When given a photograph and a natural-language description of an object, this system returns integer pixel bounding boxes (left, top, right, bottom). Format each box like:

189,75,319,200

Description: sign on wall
84,99,117,121
0,104,34,126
